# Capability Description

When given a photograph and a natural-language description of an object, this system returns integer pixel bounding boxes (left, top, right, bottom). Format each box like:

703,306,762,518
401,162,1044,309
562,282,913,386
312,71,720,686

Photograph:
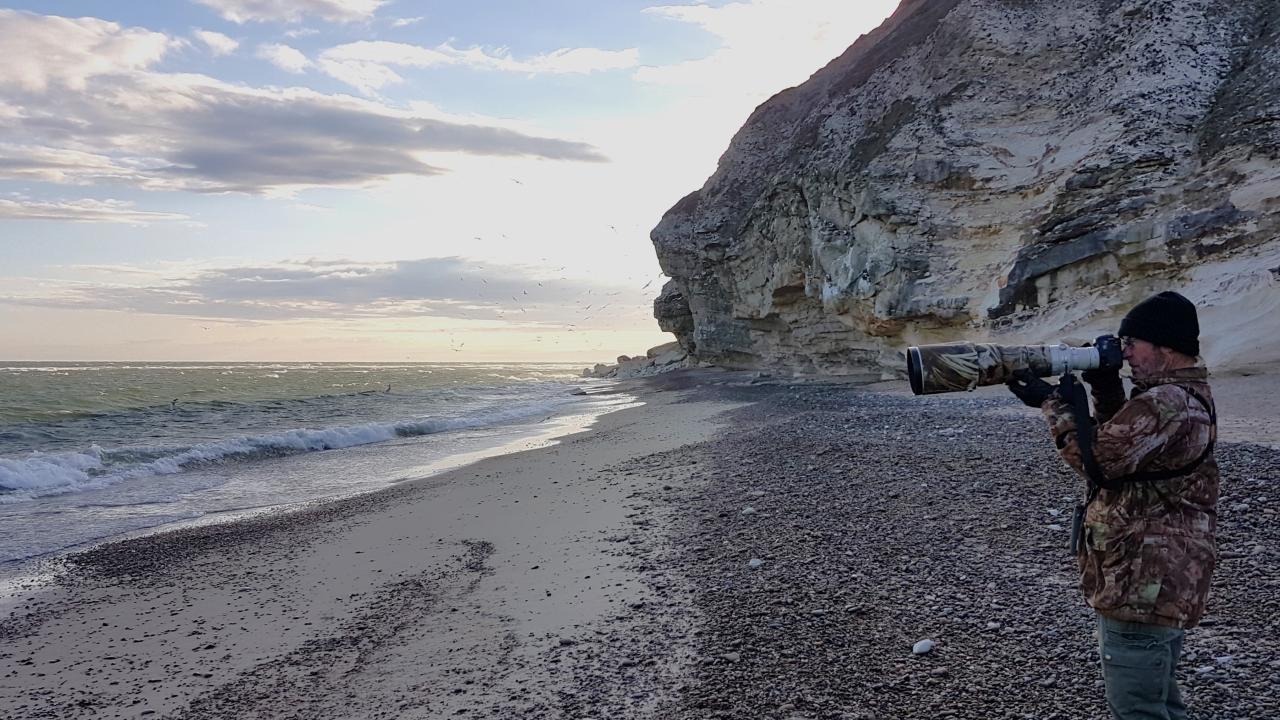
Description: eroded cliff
651,0,1280,375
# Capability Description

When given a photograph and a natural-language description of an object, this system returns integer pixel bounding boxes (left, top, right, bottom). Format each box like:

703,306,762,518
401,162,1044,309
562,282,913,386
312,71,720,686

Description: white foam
0,396,578,503
0,446,107,499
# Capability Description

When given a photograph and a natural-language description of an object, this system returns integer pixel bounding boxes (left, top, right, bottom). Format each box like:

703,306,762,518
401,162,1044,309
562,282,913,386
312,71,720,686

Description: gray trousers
1097,615,1187,720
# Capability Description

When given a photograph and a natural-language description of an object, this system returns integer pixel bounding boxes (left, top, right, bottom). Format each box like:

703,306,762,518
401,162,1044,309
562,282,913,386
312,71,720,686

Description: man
1006,291,1218,720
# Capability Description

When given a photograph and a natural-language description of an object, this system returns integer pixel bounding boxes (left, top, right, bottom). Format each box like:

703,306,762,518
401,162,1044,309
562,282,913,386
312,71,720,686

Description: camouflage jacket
1041,366,1218,629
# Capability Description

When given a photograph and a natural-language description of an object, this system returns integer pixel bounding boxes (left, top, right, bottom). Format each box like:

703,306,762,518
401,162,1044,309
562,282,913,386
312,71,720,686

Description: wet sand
0,385,746,719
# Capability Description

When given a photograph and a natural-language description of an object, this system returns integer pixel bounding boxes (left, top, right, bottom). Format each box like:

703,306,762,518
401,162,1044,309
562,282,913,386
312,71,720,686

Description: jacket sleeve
1041,390,1175,485
1089,377,1127,425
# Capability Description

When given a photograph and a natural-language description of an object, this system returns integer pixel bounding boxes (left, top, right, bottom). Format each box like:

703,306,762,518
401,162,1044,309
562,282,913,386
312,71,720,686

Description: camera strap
1060,373,1102,555
1060,373,1108,489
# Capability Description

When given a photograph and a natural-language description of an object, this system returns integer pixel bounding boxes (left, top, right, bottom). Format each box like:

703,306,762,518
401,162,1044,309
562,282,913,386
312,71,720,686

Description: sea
0,362,632,567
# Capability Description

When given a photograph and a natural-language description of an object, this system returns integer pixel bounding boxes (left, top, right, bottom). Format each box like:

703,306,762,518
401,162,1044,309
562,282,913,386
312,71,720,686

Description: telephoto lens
906,335,1122,395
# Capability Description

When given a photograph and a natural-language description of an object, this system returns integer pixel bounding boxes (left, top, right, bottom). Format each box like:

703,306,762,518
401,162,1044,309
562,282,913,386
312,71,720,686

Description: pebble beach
1,370,1276,719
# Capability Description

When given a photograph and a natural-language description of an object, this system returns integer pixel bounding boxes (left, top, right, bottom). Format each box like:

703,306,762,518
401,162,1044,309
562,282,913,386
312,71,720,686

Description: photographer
1006,291,1218,720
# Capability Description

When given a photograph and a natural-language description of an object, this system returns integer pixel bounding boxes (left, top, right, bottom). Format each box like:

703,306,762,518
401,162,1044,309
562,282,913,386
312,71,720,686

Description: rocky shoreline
543,377,1279,719
2,374,1275,719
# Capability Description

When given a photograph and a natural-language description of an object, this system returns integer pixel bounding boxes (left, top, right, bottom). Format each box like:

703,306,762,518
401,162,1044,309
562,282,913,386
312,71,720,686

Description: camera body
907,334,1124,396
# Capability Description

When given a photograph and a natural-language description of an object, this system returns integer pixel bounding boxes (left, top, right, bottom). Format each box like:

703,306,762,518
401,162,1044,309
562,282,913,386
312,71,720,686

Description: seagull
510,178,523,185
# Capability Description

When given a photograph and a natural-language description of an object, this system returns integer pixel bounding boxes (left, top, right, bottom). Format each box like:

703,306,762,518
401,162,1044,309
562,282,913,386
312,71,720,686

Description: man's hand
1006,369,1057,408
1081,365,1123,391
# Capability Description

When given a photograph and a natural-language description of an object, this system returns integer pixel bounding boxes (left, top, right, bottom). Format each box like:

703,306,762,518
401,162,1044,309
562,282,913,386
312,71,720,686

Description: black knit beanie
1118,291,1200,357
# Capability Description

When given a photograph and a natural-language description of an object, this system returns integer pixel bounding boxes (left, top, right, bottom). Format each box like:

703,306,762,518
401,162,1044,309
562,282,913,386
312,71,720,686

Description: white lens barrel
1047,344,1101,374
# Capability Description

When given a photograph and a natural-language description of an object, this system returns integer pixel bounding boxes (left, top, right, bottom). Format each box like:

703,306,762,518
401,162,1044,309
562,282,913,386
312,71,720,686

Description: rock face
651,0,1280,375
582,342,691,379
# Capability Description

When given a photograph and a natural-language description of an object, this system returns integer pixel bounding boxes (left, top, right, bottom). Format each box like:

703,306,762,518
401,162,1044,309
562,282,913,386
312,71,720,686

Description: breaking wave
0,398,570,503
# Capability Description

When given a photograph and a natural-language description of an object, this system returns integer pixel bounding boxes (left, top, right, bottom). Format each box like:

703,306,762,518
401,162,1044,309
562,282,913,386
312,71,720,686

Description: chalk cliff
651,0,1280,376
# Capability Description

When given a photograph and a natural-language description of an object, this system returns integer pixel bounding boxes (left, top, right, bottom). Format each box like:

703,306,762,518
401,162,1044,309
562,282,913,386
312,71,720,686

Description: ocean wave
0,397,574,503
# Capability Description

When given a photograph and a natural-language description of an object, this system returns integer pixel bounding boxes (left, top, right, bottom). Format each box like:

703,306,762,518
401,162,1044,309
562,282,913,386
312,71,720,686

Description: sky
0,0,899,362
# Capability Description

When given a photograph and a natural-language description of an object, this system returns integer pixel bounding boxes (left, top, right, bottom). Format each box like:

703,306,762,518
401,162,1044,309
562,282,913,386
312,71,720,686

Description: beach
2,370,1277,719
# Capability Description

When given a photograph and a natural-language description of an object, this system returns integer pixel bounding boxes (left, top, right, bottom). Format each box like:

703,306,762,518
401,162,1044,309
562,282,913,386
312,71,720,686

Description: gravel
543,379,1280,719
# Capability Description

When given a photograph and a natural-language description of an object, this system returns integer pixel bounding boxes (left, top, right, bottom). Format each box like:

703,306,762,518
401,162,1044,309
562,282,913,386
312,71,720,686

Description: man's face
1122,337,1167,379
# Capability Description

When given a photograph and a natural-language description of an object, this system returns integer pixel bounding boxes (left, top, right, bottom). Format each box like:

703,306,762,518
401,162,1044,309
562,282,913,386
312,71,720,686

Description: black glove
1081,365,1123,392
1006,369,1057,408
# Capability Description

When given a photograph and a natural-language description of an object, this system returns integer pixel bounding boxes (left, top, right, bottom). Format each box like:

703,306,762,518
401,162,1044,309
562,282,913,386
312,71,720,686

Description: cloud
257,42,311,72
283,27,320,38
637,0,900,98
0,9,173,92
518,47,641,74
0,145,146,185
317,40,640,93
0,197,191,223
0,258,653,326
193,29,239,56
193,0,386,24
390,16,424,28
0,11,607,194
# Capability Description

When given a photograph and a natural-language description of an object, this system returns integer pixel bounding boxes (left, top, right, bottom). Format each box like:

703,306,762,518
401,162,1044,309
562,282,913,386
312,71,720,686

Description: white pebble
912,639,935,655
748,558,764,568
741,506,757,515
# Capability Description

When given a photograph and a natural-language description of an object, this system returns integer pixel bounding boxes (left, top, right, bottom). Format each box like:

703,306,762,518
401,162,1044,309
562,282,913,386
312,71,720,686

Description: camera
907,335,1123,396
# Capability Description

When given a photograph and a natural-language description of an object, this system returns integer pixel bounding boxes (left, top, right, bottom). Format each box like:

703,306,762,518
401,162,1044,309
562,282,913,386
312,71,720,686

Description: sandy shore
1,369,1276,719
0,385,746,719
